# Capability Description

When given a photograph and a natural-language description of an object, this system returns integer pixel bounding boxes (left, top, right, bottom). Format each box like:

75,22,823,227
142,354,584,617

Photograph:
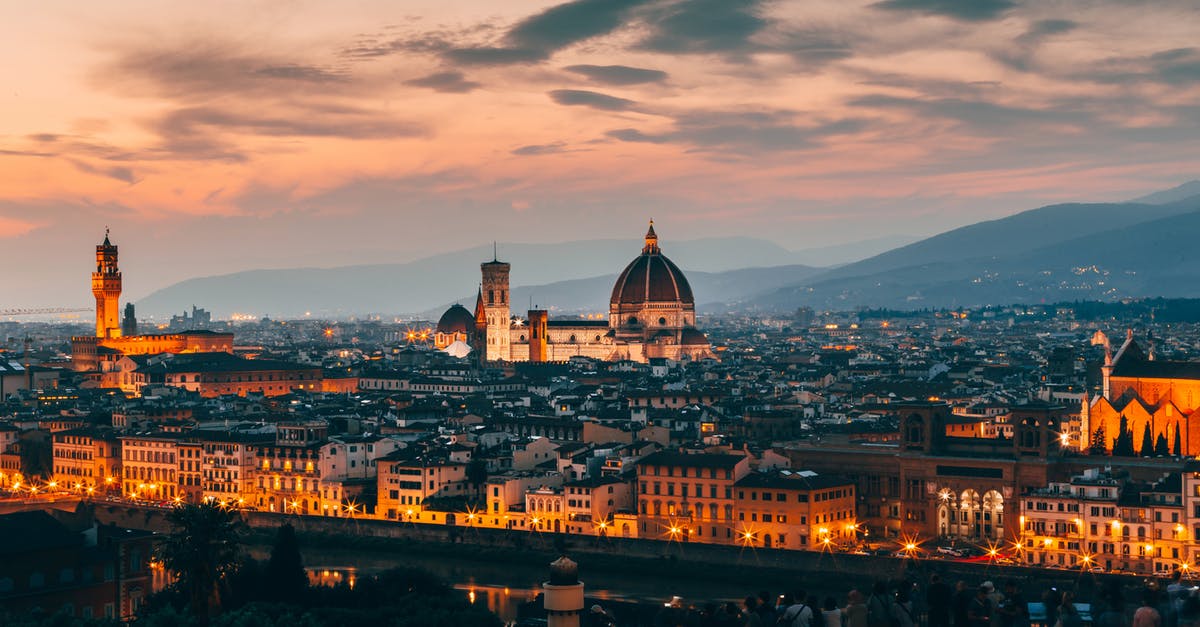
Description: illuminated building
177,441,203,503
198,430,270,505
526,484,566,533
252,422,327,515
433,305,473,350
119,433,182,501
441,222,713,364
786,401,1067,542
635,450,749,543
51,428,120,494
1087,331,1200,456
485,472,562,529
376,452,471,523
733,470,857,550
92,229,122,339
158,352,322,398
71,231,235,372
1022,468,1186,575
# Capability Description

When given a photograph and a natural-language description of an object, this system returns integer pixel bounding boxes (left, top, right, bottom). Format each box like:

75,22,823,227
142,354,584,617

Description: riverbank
87,502,1143,608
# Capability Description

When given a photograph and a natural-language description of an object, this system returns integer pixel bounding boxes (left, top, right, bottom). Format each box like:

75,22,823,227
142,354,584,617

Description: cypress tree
1154,433,1169,457
265,523,308,604
1089,424,1108,456
1175,423,1183,456
1113,415,1136,456
1140,423,1154,457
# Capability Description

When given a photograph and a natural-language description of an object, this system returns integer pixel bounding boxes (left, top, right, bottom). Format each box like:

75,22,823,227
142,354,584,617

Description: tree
265,523,308,604
1089,425,1108,456
158,502,245,624
466,459,488,496
1112,415,1136,456
1140,423,1155,457
1155,433,1170,457
18,435,52,480
1175,423,1183,456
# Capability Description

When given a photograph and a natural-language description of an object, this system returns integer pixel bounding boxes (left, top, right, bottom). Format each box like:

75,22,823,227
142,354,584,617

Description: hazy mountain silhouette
751,193,1200,310
136,237,825,317
1132,180,1200,205
428,264,824,318
135,182,1200,317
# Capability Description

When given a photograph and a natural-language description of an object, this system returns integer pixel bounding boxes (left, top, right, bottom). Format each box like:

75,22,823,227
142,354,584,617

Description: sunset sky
3,0,1199,305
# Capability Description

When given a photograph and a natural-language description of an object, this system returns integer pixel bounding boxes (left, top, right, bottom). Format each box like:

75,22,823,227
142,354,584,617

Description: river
252,544,768,623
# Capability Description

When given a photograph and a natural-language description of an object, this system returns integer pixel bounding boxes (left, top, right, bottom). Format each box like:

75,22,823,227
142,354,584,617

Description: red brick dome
610,222,694,307
436,304,475,335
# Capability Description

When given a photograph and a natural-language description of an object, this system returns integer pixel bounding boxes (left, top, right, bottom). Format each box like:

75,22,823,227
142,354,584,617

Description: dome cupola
610,220,694,307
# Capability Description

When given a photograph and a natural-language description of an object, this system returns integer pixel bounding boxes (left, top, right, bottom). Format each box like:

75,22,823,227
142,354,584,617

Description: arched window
519,335,526,342
569,335,576,343
594,335,601,341
658,317,667,325
628,316,638,325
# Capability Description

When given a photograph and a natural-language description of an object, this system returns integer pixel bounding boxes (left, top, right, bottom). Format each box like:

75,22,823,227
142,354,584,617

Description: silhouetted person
928,574,953,627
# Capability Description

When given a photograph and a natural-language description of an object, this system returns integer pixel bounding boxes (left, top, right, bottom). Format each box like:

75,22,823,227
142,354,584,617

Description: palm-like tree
157,502,244,623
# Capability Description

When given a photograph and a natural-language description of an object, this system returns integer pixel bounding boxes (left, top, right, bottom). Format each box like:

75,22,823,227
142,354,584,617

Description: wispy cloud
609,110,866,154
872,0,1017,22
512,142,571,155
636,0,770,57
564,64,669,85
549,89,638,111
404,71,482,93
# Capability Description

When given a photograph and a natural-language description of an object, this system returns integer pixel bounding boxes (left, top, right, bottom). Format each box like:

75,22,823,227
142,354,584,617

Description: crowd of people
641,571,1200,627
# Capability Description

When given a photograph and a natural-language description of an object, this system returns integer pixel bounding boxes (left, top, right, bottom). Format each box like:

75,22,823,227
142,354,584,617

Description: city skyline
2,0,1199,304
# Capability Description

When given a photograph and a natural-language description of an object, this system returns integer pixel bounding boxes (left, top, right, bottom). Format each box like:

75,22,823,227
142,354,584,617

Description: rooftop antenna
493,241,498,262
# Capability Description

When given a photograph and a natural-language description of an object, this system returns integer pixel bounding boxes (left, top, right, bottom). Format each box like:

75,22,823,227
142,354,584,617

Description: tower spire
643,219,659,254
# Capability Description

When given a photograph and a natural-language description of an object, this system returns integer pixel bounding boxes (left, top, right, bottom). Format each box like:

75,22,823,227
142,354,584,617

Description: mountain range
135,237,841,318
135,181,1200,317
751,194,1200,311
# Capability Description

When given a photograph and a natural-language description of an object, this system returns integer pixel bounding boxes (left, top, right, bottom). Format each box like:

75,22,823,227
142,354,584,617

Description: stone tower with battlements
92,230,122,339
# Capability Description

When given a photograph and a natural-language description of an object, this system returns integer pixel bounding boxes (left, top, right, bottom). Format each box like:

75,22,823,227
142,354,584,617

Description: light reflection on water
281,546,747,622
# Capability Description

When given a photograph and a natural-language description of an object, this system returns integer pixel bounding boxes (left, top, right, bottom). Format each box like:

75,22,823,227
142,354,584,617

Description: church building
436,222,713,363
1086,330,1200,456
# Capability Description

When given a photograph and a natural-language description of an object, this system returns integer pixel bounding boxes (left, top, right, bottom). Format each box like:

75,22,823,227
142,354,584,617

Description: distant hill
135,237,824,318
428,264,823,318
750,194,1200,311
789,234,920,267
1132,180,1200,205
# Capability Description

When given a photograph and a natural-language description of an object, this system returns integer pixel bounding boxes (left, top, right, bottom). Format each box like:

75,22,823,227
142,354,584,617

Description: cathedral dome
436,304,475,335
610,222,694,307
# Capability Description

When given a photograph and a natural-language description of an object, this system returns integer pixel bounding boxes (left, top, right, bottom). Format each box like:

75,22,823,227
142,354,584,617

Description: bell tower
481,246,511,362
92,229,123,339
